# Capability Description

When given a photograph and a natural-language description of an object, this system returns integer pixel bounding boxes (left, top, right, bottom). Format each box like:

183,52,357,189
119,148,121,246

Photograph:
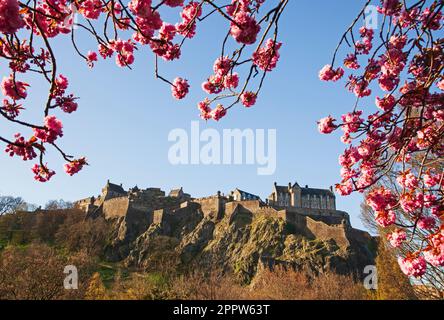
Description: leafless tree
0,195,25,215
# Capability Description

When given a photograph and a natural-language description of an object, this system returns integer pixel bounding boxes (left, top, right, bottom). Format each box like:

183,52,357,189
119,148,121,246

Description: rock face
80,181,376,282
120,202,376,283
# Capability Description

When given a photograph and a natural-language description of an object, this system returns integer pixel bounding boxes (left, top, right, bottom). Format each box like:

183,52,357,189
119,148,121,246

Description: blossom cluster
0,0,286,183
318,0,443,278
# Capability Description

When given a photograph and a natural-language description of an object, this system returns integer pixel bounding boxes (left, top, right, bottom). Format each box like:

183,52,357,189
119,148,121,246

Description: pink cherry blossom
417,216,436,231
32,163,55,182
240,91,257,107
86,51,98,68
176,1,201,38
318,116,337,134
159,23,177,41
211,104,227,121
423,246,444,267
128,0,152,18
377,0,401,16
213,56,233,76
64,158,87,176
1,76,28,100
375,210,396,227
171,77,189,100
335,181,353,196
223,73,239,89
424,172,440,188
52,75,69,97
375,94,396,112
0,0,24,34
164,0,183,7
57,96,78,113
252,39,282,71
341,110,363,134
198,99,212,120
397,170,419,189
319,65,344,82
355,27,374,54
230,11,260,45
78,0,103,20
398,255,427,277
1,99,23,118
344,54,360,70
5,134,37,160
202,75,224,94
33,115,63,143
387,229,407,248
110,39,135,67
366,187,397,212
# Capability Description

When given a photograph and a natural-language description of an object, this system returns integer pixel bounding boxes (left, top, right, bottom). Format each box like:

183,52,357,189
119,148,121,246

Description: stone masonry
75,180,368,252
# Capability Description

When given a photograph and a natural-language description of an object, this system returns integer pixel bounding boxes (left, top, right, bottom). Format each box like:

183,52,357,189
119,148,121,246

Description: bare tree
44,199,73,210
0,196,25,215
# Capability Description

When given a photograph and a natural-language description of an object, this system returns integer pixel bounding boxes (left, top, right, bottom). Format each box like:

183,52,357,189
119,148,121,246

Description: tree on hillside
374,237,418,300
44,199,74,210
361,156,444,298
319,0,443,280
84,272,108,300
0,195,25,215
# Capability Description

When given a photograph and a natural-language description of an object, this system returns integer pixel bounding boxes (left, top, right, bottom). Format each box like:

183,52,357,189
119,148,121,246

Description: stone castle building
267,182,336,210
74,180,372,271
75,179,349,228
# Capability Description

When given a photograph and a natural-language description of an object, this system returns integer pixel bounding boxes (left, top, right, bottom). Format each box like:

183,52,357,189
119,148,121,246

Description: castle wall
285,207,349,223
233,200,261,212
102,197,130,219
194,197,225,219
153,209,165,225
306,217,350,249
130,196,181,211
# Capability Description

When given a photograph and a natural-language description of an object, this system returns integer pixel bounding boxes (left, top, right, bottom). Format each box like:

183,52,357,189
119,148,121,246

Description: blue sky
0,1,370,229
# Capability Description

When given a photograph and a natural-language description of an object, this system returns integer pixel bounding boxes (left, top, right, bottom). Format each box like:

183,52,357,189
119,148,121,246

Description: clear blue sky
0,1,370,229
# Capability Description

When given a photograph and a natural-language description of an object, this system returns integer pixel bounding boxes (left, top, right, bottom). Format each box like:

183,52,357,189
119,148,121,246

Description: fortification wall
306,217,350,249
235,200,261,212
74,198,92,212
194,197,225,219
129,196,181,212
153,209,165,225
102,197,130,219
256,206,287,220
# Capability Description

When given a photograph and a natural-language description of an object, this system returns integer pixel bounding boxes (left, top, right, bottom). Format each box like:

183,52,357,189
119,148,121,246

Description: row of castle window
275,193,335,209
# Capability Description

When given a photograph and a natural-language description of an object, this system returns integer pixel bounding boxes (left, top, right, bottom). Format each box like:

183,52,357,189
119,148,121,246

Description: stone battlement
75,180,362,251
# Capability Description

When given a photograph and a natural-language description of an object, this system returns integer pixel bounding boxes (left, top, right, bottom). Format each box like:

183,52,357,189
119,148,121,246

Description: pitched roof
273,183,334,197
301,187,334,197
234,188,261,200
274,185,289,193
169,188,183,197
106,182,125,193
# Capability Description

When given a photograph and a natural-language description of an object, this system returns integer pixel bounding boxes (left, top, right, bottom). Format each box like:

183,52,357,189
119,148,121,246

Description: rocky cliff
102,201,376,283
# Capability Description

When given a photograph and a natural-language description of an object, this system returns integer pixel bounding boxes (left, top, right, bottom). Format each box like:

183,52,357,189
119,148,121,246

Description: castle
75,180,373,275
267,182,336,210
75,179,352,233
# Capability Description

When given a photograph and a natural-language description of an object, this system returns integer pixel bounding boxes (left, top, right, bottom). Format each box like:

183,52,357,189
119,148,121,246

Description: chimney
305,185,308,188
330,186,333,192
274,182,277,186
288,182,292,190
